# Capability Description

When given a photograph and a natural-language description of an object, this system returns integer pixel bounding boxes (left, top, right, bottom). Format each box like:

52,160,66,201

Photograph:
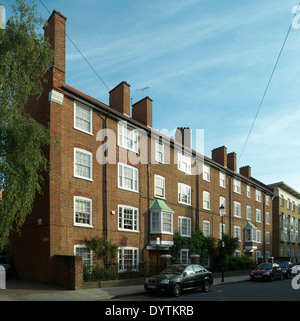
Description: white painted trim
49,90,64,105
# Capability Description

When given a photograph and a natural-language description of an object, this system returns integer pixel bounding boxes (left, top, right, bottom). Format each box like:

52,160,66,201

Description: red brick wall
52,255,83,290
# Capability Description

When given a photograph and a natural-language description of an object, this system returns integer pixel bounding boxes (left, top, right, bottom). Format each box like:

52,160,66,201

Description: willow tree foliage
0,0,53,249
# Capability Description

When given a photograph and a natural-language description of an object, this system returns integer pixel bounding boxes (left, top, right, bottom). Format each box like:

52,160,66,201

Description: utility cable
39,0,110,92
238,2,300,164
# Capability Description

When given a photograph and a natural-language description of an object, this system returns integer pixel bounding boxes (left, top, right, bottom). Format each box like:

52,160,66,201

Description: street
107,278,300,301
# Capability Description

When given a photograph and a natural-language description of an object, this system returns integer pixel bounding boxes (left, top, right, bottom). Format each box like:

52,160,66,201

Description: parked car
250,263,283,282
278,262,294,279
144,264,213,297
0,255,11,279
291,265,300,275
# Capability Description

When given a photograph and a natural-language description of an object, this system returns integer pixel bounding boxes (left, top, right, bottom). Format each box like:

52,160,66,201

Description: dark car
144,264,213,297
250,263,283,282
278,262,294,279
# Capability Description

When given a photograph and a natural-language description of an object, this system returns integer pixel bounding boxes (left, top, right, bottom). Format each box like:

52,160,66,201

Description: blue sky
4,0,300,192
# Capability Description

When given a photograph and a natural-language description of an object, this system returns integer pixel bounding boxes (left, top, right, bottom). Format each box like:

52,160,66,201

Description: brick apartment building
10,10,274,288
268,182,300,263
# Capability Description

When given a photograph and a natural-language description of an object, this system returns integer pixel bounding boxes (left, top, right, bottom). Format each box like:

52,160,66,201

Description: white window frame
203,220,210,237
234,250,241,257
233,226,241,242
233,178,241,194
255,189,261,202
178,183,192,206
256,209,261,223
178,151,192,174
246,205,251,221
74,148,93,181
266,232,270,244
266,212,270,225
256,230,261,243
74,196,93,228
233,201,241,218
245,226,257,242
154,175,165,199
203,191,210,210
118,205,139,232
255,251,261,264
178,216,191,237
155,140,165,163
118,247,139,272
180,249,190,264
74,245,93,266
247,185,251,198
266,195,270,206
74,101,93,135
118,163,139,193
118,121,139,153
150,211,173,234
219,171,226,188
203,164,210,182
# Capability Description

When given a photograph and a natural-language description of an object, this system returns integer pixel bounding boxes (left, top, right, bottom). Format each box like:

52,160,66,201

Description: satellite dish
0,5,6,29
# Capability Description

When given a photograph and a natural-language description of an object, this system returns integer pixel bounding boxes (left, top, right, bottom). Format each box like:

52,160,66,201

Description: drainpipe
142,131,151,262
103,110,110,266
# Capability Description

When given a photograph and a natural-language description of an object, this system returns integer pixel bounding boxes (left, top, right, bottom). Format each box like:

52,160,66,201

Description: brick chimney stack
44,10,67,88
175,127,191,149
240,165,251,178
109,81,131,116
212,146,227,167
227,152,237,172
132,96,152,127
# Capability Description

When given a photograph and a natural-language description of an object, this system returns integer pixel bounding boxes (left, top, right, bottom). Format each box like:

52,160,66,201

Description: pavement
0,274,250,301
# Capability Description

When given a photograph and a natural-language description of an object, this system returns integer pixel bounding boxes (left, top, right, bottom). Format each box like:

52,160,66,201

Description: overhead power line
238,2,300,165
39,0,110,92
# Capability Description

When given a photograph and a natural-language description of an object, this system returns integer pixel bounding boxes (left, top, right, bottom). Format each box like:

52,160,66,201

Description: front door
149,251,163,275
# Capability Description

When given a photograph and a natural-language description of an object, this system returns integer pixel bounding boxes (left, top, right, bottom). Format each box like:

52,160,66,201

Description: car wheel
269,275,274,282
280,274,283,280
172,283,182,297
202,280,210,293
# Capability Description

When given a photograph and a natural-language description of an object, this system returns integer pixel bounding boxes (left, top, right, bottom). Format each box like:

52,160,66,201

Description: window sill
178,201,192,206
118,229,140,233
74,175,93,182
118,186,139,193
73,126,93,136
74,224,94,228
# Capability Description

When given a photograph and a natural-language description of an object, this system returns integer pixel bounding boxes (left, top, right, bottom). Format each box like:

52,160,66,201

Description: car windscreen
279,262,288,268
162,265,185,275
256,264,272,270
